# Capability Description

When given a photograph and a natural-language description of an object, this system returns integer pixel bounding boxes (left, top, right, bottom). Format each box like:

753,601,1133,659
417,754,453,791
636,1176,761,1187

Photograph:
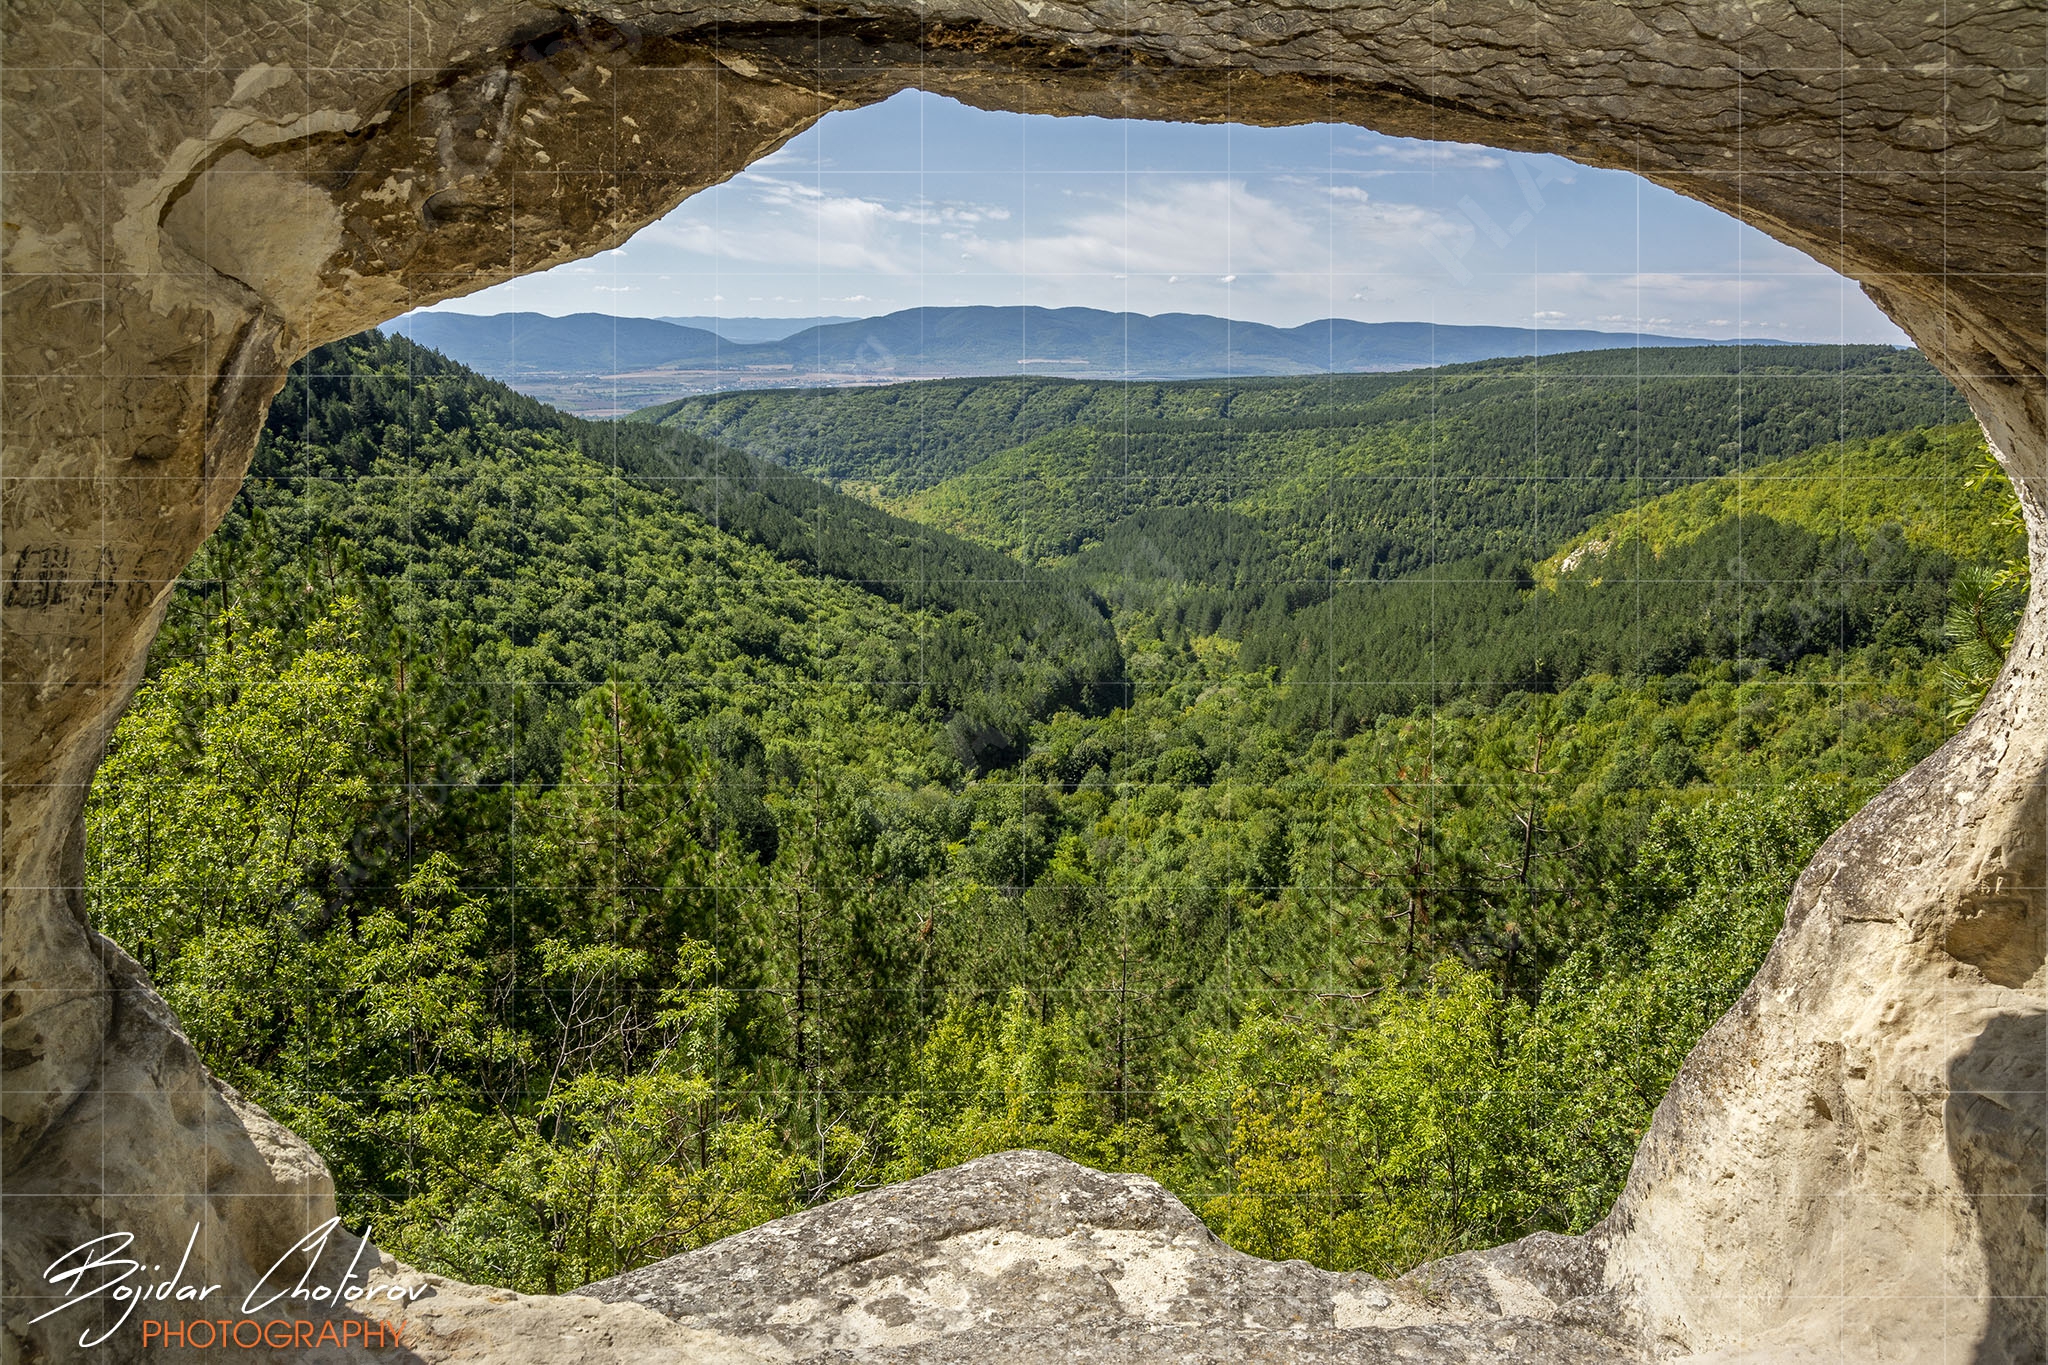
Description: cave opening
4,12,2041,1364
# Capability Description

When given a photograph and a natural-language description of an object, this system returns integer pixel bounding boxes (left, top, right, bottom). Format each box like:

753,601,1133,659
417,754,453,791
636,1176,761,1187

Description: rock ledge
577,1150,1638,1363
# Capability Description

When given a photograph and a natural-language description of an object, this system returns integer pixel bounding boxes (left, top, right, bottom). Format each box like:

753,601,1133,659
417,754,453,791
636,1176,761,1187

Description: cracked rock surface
2,3,2042,1362
577,1151,1639,1363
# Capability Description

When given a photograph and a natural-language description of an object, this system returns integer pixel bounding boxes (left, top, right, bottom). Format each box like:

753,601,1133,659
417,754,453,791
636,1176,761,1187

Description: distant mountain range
656,316,861,343
393,307,1799,417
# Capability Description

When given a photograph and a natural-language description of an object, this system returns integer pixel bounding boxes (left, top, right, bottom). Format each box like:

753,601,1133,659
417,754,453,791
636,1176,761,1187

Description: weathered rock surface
1,3,2041,1362
576,1150,1639,1363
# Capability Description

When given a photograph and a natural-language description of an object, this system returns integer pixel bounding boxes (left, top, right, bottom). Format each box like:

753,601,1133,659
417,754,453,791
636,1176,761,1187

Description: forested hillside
638,346,1955,577
1239,423,2006,733
86,333,2023,1300
645,346,1982,729
240,334,1122,756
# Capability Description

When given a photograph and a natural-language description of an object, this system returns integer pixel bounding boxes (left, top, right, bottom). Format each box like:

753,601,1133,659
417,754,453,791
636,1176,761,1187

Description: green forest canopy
637,346,1957,576
86,333,2023,1297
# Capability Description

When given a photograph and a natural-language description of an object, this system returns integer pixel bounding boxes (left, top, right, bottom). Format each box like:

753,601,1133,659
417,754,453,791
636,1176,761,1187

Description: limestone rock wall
1,4,2040,1362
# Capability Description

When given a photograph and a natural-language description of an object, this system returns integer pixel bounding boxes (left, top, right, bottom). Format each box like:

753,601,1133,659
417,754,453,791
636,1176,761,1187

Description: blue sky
432,91,1907,344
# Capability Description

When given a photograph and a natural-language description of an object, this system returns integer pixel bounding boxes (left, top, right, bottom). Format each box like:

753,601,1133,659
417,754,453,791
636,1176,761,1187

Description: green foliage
1169,781,1855,1273
86,334,2004,1296
1942,565,2029,723
885,990,1163,1181
367,938,800,1294
89,599,797,1292
88,606,374,1074
519,684,727,952
648,346,1953,503
1937,442,2031,724
1336,965,1531,1268
1510,781,1860,1228
1536,423,2020,577
240,331,1123,755
1248,515,1957,733
650,349,1978,731
650,348,1956,591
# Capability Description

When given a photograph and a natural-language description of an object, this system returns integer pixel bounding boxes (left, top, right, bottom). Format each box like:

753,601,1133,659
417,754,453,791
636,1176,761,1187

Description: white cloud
626,173,1475,320
646,177,1012,275
1335,137,1509,171
955,178,1467,291
1512,270,1903,341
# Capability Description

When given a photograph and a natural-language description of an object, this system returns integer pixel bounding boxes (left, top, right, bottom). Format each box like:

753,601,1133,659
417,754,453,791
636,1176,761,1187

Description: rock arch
2,4,2040,1361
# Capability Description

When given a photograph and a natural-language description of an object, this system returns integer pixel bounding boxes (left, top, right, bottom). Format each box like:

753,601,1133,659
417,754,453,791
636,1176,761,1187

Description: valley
86,332,2023,1297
